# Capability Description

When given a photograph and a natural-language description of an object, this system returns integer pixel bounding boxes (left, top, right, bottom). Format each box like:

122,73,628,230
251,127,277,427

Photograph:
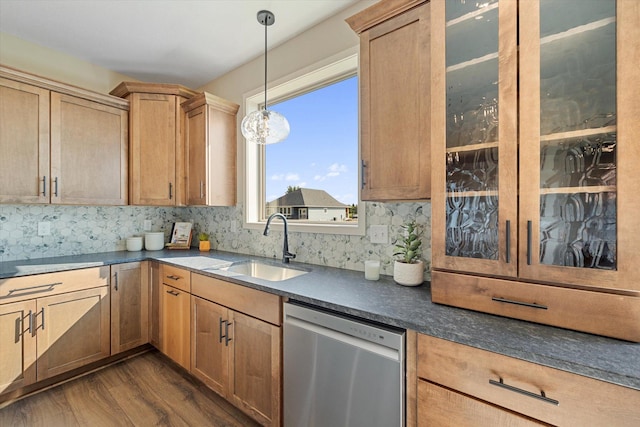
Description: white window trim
242,47,365,236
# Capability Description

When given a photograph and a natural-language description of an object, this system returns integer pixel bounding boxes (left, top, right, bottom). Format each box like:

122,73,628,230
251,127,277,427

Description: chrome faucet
263,213,296,264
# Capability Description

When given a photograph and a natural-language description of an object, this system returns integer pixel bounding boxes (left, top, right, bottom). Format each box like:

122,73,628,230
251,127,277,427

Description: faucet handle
283,251,296,263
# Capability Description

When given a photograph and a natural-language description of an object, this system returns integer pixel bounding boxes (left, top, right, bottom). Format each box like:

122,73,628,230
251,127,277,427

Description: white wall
0,31,136,94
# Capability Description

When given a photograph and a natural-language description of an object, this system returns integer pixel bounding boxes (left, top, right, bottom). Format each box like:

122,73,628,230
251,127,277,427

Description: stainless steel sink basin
221,260,308,282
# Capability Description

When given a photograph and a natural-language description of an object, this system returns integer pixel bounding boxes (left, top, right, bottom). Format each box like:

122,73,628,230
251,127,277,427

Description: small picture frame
166,222,193,249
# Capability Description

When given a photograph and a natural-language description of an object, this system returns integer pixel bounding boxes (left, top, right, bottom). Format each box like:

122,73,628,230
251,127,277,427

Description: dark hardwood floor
0,350,260,427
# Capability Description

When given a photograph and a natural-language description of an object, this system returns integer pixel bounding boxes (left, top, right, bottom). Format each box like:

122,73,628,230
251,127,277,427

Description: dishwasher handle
285,315,401,362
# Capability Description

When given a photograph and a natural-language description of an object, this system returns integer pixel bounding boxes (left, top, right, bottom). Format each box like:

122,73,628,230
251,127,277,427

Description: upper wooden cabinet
182,93,239,206
430,0,640,341
347,0,431,201
110,82,198,206
1,66,128,205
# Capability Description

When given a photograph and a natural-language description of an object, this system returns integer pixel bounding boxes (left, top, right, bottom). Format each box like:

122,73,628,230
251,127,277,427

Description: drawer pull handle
42,176,47,196
8,282,62,296
166,290,180,296
490,377,559,406
526,220,532,265
166,275,181,281
492,297,547,310
54,177,59,197
225,321,232,346
27,310,34,335
219,317,226,343
505,220,511,263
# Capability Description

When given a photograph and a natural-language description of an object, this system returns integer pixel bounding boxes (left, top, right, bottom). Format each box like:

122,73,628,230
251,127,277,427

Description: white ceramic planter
393,260,424,286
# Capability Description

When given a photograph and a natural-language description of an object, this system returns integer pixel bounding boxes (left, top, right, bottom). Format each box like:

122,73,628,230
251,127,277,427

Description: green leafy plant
393,220,422,264
198,232,210,242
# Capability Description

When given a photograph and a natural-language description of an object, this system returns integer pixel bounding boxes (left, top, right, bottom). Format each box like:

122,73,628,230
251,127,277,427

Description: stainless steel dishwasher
283,301,405,427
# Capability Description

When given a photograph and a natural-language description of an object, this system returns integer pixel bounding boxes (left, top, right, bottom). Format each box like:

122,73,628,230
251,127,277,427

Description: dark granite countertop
2,249,639,391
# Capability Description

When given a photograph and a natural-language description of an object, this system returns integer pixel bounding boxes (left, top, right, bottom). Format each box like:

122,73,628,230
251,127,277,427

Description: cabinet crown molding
110,81,199,99
0,65,129,110
181,92,239,114
346,0,428,34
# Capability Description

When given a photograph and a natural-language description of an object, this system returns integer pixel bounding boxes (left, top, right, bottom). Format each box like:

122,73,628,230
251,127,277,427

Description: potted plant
392,220,424,286
198,232,211,252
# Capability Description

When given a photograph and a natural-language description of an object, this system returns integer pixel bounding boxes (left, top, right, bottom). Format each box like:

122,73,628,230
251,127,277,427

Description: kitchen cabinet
160,265,190,369
0,77,50,204
148,261,161,348
416,334,640,426
0,300,37,395
191,273,281,427
430,0,640,341
1,67,129,205
110,262,149,355
181,93,239,206
0,267,110,395
346,0,431,201
110,82,198,206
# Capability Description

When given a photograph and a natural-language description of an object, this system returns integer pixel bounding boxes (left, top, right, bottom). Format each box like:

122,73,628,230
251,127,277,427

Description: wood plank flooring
0,350,260,427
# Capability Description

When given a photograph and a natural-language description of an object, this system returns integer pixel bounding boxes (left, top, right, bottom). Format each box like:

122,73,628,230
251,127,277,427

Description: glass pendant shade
241,109,290,145
242,10,290,145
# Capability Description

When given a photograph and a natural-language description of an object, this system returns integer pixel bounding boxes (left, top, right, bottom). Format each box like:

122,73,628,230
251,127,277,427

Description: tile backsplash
0,202,431,279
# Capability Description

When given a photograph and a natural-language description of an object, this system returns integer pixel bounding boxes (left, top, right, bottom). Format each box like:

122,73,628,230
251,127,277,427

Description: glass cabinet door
519,0,638,292
431,0,517,277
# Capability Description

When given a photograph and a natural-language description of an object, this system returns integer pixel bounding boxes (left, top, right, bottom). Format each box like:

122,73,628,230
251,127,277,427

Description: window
243,52,364,235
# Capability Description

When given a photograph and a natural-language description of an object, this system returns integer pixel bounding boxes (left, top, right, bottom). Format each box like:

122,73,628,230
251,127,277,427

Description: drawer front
191,273,281,325
0,267,110,304
418,380,545,427
161,264,190,293
417,334,640,427
431,270,640,342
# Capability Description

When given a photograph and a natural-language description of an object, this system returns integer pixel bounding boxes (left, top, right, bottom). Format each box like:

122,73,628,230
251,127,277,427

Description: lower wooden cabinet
161,283,191,370
191,273,281,427
35,286,111,381
0,267,111,396
416,334,640,427
418,381,545,427
0,300,37,395
159,265,191,370
110,262,149,354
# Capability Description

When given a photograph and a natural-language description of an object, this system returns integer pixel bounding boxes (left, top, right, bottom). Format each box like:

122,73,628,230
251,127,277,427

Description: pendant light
241,10,290,145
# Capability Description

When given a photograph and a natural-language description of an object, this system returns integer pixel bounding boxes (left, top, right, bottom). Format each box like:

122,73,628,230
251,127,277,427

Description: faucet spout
263,213,296,264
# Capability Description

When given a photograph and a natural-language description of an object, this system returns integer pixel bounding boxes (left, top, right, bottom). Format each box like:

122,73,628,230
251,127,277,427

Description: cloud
314,163,349,181
271,173,300,182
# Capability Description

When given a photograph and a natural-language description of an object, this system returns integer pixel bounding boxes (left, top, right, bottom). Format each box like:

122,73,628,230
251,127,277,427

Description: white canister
126,236,143,251
364,260,380,280
144,232,165,251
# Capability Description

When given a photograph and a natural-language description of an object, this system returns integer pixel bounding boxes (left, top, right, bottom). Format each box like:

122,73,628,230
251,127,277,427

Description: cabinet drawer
191,273,281,325
417,334,640,427
418,380,546,427
0,267,110,305
161,264,190,293
431,271,640,342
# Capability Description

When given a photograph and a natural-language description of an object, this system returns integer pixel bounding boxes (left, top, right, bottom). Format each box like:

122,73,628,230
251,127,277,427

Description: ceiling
0,0,361,88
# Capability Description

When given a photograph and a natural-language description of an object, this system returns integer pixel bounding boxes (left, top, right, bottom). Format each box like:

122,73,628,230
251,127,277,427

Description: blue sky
266,76,358,205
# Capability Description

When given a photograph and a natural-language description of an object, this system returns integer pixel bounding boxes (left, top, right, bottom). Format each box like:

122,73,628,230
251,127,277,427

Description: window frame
242,48,365,236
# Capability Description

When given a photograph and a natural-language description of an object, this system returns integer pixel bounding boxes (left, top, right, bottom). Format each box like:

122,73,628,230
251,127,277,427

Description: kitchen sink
221,260,309,282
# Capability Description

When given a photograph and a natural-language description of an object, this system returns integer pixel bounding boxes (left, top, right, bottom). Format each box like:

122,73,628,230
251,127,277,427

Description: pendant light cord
264,17,268,111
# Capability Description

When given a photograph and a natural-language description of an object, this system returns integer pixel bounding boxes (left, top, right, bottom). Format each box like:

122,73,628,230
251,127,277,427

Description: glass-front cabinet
431,0,640,341
431,0,517,278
